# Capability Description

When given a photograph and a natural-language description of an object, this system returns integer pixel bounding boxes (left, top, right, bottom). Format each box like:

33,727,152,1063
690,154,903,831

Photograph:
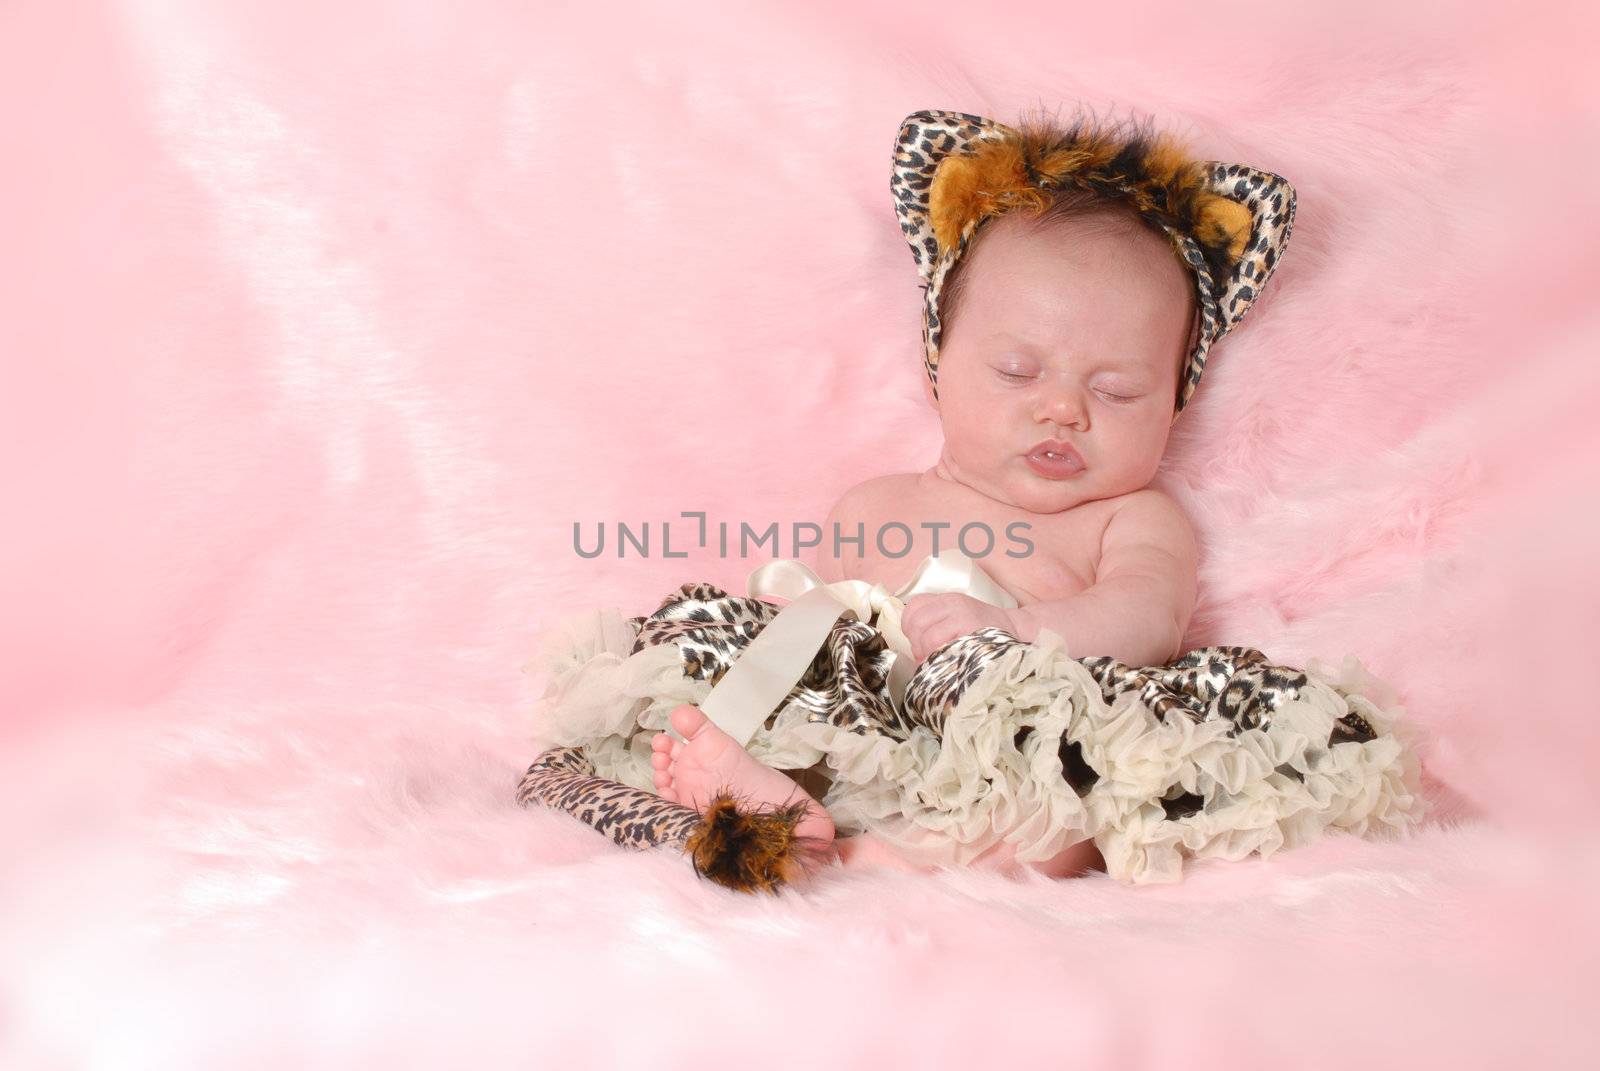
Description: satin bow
694,549,1019,747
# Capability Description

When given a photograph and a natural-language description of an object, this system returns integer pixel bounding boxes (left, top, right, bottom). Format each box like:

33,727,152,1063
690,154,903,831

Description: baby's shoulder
1096,487,1199,568
824,472,922,522
816,473,925,584
1103,486,1194,533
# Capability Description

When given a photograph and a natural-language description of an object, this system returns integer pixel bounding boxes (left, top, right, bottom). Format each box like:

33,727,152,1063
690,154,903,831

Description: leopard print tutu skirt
520,580,1427,885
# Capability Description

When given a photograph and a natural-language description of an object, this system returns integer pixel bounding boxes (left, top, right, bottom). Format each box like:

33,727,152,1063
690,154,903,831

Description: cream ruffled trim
1059,634,1428,883
526,610,1428,883
522,607,705,794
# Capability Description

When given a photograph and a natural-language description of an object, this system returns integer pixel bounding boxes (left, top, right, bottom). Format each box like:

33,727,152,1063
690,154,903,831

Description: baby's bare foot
650,704,835,844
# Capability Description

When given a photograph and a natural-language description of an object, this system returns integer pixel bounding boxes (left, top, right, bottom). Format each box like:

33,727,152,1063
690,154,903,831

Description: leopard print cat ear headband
891,109,1297,421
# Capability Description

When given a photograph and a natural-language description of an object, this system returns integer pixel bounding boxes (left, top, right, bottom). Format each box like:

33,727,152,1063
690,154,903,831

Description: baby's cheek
944,407,997,458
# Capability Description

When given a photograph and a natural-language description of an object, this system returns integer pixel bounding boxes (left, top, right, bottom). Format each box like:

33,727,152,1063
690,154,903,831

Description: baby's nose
1035,382,1087,428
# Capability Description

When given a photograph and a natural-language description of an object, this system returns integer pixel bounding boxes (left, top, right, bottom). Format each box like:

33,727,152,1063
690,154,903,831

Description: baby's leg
834,831,1104,878
646,705,1104,881
834,833,930,872
969,836,1105,879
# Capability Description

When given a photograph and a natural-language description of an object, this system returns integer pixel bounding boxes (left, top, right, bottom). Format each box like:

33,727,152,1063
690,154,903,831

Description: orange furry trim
927,112,1246,272
1193,192,1253,262
928,145,1051,252
683,793,834,894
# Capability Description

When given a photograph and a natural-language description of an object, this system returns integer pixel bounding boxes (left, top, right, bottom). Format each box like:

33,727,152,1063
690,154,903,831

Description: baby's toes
650,731,674,755
651,750,670,771
653,765,677,799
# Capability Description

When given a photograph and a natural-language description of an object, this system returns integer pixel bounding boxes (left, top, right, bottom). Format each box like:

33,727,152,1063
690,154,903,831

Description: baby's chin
998,479,1107,514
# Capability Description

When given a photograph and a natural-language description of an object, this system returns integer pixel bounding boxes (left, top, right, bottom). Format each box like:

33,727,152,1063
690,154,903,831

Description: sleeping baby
522,109,1426,892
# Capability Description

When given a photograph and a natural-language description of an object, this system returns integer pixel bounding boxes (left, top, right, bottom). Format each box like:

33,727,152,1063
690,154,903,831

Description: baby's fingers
902,593,958,629
900,596,930,636
910,620,961,663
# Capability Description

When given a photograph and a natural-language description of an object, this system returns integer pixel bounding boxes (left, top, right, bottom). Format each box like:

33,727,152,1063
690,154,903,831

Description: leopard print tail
517,746,826,893
518,745,703,851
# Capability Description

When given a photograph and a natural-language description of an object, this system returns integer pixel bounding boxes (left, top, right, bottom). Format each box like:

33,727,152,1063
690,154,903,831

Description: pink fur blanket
4,0,1598,1065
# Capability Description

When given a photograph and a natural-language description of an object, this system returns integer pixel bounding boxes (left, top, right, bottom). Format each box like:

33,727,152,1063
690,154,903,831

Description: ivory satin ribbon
689,550,1021,747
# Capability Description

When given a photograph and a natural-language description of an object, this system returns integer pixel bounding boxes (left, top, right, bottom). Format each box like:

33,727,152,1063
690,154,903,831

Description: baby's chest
843,491,1104,603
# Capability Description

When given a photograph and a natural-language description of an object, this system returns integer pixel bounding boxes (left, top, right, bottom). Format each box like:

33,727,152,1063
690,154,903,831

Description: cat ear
1167,162,1297,414
1192,161,1297,339
891,110,1020,283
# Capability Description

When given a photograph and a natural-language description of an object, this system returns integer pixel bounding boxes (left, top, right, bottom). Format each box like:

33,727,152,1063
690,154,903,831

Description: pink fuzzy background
4,0,1598,1066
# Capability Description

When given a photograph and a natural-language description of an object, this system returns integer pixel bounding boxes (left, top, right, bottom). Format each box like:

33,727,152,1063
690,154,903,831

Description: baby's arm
1007,490,1198,666
811,484,861,585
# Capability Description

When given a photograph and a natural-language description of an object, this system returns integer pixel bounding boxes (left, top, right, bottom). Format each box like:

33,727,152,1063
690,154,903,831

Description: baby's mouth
1024,440,1086,479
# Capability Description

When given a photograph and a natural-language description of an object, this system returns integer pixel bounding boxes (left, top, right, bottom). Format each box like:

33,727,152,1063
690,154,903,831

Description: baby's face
928,211,1196,514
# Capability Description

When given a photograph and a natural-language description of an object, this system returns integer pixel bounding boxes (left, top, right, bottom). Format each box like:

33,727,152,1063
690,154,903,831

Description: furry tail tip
683,792,834,893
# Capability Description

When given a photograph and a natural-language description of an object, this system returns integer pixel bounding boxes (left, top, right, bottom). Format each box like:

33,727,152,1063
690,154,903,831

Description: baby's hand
900,593,1017,664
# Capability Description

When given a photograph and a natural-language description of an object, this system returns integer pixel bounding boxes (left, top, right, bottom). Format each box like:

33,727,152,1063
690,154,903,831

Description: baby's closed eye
993,366,1142,402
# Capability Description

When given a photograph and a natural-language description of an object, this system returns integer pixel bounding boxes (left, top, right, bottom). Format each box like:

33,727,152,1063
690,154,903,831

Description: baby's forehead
957,218,1197,369
993,211,1179,269
978,215,1194,299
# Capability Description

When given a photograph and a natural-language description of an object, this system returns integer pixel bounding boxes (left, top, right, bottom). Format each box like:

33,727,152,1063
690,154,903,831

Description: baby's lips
1024,440,1087,478
1026,438,1084,465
